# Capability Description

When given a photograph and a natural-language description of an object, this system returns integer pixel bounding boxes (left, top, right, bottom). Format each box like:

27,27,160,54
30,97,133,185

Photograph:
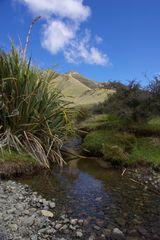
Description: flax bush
0,44,72,167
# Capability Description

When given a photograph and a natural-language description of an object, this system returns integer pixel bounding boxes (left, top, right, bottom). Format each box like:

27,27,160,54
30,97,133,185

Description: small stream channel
18,158,160,239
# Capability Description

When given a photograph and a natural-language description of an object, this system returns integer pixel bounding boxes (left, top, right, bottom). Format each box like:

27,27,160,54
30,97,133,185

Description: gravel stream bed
0,165,160,240
0,180,85,240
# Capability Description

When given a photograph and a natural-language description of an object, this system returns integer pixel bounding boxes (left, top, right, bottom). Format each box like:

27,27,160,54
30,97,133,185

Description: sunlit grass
0,44,72,167
129,138,160,167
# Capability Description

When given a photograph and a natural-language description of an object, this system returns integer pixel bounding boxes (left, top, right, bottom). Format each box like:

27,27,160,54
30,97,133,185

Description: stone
41,210,53,218
69,224,76,231
111,228,125,240
104,228,111,237
93,225,100,231
126,237,139,240
42,199,48,207
9,224,18,231
70,218,78,225
88,235,95,240
22,216,35,226
137,226,147,236
128,229,138,237
76,231,83,238
78,219,84,225
60,224,68,231
7,208,16,214
55,224,62,230
30,235,38,240
49,202,55,209
115,217,126,226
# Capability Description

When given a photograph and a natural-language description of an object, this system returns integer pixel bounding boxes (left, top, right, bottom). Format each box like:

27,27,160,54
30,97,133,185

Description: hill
52,71,114,106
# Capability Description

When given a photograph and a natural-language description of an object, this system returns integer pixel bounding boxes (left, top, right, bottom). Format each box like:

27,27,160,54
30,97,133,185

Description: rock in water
111,228,125,240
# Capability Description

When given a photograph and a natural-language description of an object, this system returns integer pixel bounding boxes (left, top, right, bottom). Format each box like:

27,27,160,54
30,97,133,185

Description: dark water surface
18,158,160,239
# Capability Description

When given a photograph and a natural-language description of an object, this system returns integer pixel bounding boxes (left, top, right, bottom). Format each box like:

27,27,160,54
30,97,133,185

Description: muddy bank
0,161,44,179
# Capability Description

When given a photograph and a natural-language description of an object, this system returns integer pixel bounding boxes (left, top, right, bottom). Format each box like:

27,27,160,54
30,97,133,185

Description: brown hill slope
52,71,114,106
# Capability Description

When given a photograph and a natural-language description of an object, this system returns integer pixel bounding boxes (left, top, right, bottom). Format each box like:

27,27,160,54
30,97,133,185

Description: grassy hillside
52,71,114,106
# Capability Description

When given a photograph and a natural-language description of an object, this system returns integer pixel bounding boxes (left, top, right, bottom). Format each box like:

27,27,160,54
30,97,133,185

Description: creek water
18,158,160,239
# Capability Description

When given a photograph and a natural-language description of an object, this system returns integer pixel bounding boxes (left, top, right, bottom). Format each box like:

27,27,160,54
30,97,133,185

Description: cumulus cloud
42,20,76,54
17,0,91,21
95,35,103,44
64,30,109,65
15,0,109,66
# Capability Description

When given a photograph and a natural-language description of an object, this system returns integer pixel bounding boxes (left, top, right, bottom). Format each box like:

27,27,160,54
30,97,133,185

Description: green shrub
102,143,129,165
83,130,135,158
75,106,91,122
113,132,136,151
129,137,160,167
102,81,151,124
82,130,107,155
0,44,72,167
133,116,160,136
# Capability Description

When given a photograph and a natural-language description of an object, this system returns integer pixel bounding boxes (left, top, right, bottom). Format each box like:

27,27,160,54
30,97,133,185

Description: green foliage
102,81,150,124
83,129,135,157
83,130,106,155
0,44,72,167
132,116,160,136
79,114,121,131
130,138,160,167
75,106,91,122
148,75,160,115
102,144,129,165
0,150,35,164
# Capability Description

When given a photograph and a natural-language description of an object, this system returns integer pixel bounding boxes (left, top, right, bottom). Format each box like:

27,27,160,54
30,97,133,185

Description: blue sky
0,0,160,85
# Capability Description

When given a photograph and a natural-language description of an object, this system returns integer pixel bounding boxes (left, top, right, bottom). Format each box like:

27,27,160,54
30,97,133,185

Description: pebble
111,228,125,240
76,230,83,237
41,210,53,218
0,180,86,240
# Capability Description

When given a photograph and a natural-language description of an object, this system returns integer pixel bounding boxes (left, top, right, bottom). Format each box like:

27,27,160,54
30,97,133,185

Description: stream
17,158,160,239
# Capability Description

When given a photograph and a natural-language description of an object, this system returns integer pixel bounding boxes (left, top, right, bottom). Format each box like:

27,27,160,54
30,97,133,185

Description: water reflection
18,158,160,239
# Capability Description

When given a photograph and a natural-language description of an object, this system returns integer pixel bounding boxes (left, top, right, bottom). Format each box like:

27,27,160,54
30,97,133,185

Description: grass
0,44,72,168
79,114,121,131
129,138,160,167
0,150,43,178
83,129,135,155
83,130,108,155
0,150,36,163
82,128,160,167
132,116,160,136
52,72,114,106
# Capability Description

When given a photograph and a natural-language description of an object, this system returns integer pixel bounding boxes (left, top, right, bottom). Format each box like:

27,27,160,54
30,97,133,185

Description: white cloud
42,20,76,54
15,0,110,66
16,0,90,21
64,30,109,65
95,35,103,44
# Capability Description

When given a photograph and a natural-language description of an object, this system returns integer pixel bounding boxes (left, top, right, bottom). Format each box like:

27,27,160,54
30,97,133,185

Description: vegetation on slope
52,71,114,106
80,76,160,168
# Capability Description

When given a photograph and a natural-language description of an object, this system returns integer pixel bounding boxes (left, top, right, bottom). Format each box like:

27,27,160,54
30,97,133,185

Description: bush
102,81,151,124
83,130,135,158
114,132,136,151
0,44,72,167
75,106,91,122
102,144,129,165
82,130,106,155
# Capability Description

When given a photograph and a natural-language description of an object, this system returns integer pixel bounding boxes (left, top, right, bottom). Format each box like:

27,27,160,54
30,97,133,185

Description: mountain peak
66,71,78,75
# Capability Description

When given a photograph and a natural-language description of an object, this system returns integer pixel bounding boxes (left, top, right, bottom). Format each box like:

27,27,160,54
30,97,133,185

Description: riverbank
0,151,45,179
1,160,160,240
0,180,85,240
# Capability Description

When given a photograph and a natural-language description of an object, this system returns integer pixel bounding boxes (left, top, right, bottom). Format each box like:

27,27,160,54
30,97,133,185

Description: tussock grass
0,44,72,167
